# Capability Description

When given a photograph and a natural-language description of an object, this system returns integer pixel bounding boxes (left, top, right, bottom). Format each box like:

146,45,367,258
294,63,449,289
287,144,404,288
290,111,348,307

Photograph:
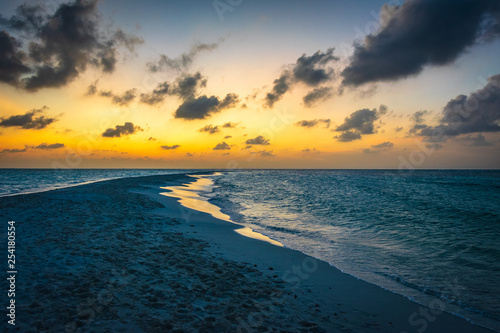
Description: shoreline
0,172,495,332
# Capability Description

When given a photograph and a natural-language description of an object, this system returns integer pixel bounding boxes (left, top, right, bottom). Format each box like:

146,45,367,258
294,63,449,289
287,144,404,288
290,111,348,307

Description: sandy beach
0,172,494,332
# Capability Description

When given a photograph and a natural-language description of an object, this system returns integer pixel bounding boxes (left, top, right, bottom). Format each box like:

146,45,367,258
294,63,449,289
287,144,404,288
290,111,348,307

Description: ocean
0,169,198,197
209,169,500,332
1,169,499,331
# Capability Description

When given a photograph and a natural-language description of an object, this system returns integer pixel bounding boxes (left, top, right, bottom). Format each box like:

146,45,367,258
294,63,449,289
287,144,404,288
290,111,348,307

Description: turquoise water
210,170,500,331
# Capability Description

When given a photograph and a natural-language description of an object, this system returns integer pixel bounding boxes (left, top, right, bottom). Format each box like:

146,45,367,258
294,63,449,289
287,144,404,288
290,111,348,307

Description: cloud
86,81,98,96
140,82,169,105
454,134,494,147
303,87,333,107
0,32,30,85
32,143,64,149
372,141,394,149
425,143,443,150
93,88,137,106
213,142,230,150
174,95,220,120
293,48,339,86
302,148,320,153
371,141,394,151
170,72,207,100
146,40,222,73
110,89,137,106
265,72,290,108
101,122,142,138
161,145,181,150
341,0,500,86
0,146,28,153
335,108,378,134
174,93,239,120
395,126,404,132
295,119,331,128
410,110,428,124
0,106,57,129
409,110,430,134
417,74,500,141
199,124,220,134
265,48,339,107
218,93,240,109
334,130,361,142
224,135,232,139
0,0,143,91
258,150,276,157
245,135,270,145
222,122,238,128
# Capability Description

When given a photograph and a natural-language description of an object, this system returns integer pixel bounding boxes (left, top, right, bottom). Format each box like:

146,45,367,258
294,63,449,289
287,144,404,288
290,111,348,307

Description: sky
0,0,499,169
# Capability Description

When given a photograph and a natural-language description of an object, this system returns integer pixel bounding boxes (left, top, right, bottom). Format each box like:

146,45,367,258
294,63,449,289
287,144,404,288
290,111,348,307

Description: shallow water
210,169,500,331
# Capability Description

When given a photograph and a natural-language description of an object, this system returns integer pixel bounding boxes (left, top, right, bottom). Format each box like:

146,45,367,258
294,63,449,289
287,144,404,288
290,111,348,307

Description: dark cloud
409,110,430,134
417,74,500,141
174,95,220,120
92,87,137,106
303,87,333,107
161,145,181,150
32,143,64,149
425,143,443,150
245,135,270,145
334,130,361,142
101,122,142,138
265,72,290,108
410,110,429,124
86,81,98,96
265,48,339,108
0,32,30,85
454,134,494,147
0,146,28,153
170,72,207,100
146,41,222,73
395,126,404,132
302,148,320,153
222,122,238,128
218,93,240,109
111,89,136,106
0,106,57,129
341,0,500,86
224,135,232,139
0,0,142,91
293,48,338,86
174,93,239,120
140,82,169,105
259,150,276,157
295,119,331,128
371,141,394,150
199,124,220,134
213,142,230,150
335,108,379,134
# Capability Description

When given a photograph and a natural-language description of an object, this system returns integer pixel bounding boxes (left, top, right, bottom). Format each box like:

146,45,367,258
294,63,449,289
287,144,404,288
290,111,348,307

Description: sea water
0,168,198,197
2,168,499,331
209,169,500,331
